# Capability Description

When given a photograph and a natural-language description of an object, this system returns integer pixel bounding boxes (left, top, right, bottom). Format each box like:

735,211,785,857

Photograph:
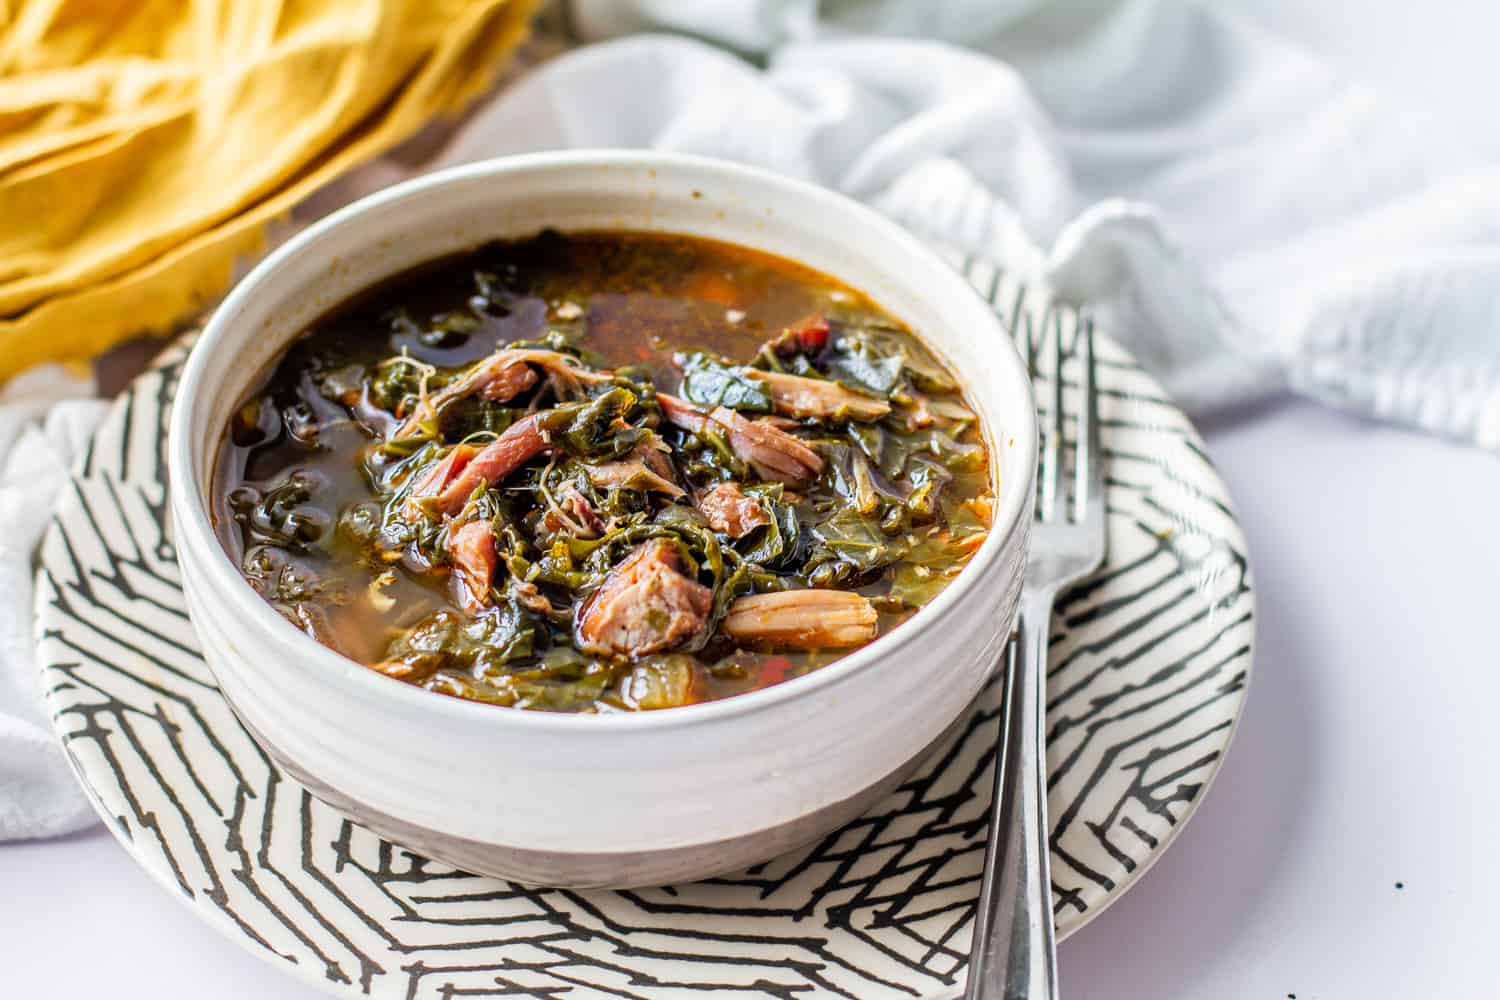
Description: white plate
37,263,1252,999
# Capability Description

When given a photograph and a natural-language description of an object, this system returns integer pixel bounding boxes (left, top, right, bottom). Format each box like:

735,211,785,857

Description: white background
5,3,1500,997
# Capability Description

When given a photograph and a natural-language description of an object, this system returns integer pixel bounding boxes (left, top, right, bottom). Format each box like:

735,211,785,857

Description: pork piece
764,313,830,357
511,580,560,616
477,359,539,402
543,482,607,538
449,520,497,613
743,369,890,421
900,392,975,431
722,590,878,648
575,539,712,658
431,412,550,516
696,482,770,538
758,414,801,431
714,407,823,485
585,455,684,497
658,394,823,485
656,392,712,435
404,443,477,516
639,436,678,481
392,348,611,438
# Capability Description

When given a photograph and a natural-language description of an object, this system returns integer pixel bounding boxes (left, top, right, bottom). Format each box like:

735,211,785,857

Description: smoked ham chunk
449,520,497,613
658,393,822,486
723,590,877,649
575,539,712,658
431,412,550,515
696,482,770,538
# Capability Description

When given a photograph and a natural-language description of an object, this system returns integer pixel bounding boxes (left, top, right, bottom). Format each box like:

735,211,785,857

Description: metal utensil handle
965,598,1060,999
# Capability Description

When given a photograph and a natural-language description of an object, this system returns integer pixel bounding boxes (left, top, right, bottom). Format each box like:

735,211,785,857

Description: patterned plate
37,262,1253,999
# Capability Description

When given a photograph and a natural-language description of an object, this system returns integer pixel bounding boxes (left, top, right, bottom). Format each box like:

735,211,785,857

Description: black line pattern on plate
37,266,1253,999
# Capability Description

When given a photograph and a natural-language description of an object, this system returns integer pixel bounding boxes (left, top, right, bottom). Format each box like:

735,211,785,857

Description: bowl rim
169,149,1038,733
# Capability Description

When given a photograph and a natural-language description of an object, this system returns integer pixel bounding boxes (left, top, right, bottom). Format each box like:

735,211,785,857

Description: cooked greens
218,230,994,712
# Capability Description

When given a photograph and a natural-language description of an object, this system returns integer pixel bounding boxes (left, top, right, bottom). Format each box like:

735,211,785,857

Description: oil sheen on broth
218,230,995,713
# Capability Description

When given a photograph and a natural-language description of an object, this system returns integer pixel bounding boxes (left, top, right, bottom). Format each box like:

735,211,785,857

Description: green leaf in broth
441,398,518,441
614,654,697,710
830,320,958,395
847,421,885,466
737,483,801,568
947,501,988,546
653,502,709,532
503,648,616,711
888,562,952,609
677,352,774,412
367,356,426,413
904,458,950,523
466,600,539,675
542,386,645,460
808,505,899,574
825,344,904,397
911,428,987,473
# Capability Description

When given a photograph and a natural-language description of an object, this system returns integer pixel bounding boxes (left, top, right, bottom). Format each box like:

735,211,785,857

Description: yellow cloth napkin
0,0,538,382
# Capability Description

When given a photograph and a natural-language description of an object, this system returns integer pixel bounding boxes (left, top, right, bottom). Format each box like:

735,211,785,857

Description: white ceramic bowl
169,151,1036,888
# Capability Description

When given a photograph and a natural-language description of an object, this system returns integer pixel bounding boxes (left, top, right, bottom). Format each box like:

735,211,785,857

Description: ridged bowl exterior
167,152,1037,886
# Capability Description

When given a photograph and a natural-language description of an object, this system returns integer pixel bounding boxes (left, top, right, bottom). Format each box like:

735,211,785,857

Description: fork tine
1020,309,1045,518
1072,313,1088,521
1074,315,1102,520
1036,307,1063,522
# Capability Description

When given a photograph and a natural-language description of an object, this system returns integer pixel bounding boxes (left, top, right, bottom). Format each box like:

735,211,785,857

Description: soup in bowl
219,229,995,713
169,152,1036,886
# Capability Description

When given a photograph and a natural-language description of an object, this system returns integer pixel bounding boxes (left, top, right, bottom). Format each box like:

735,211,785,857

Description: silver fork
965,310,1107,1000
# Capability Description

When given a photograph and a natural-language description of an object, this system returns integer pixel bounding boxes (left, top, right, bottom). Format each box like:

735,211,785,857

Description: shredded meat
544,482,607,538
658,394,823,485
575,539,712,658
477,359,539,402
656,392,711,435
744,369,890,421
404,443,477,516
716,408,823,484
563,483,607,535
585,457,684,497
900,392,975,431
696,482,771,538
449,520,497,613
393,348,611,438
432,412,550,515
511,580,559,616
639,436,678,481
722,590,877,648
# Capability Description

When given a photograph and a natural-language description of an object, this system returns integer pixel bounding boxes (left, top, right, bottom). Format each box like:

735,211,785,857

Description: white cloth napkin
0,367,108,840
531,0,1500,439
9,0,1500,840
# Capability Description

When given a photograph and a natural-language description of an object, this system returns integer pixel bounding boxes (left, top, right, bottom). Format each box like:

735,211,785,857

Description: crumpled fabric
0,0,540,382
515,0,1500,442
0,365,107,840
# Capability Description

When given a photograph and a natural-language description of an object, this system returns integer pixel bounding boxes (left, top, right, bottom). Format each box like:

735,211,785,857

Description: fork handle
965,594,1060,1000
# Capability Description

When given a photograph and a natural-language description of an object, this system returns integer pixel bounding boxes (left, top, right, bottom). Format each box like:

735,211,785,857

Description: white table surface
6,5,1500,998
